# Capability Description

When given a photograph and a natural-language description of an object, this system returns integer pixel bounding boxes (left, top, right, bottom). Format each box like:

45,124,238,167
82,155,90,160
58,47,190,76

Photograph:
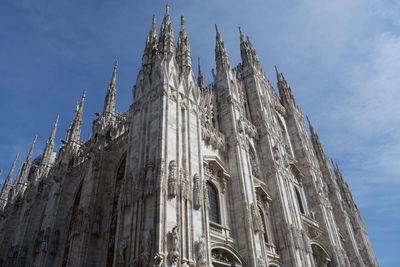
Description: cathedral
0,5,378,267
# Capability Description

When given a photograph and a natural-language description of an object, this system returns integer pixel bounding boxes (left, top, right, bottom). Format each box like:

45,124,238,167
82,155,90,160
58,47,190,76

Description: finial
152,14,156,25
215,24,219,34
113,60,118,70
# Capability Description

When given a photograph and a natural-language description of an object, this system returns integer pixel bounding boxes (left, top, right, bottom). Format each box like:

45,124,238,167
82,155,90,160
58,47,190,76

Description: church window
207,182,220,224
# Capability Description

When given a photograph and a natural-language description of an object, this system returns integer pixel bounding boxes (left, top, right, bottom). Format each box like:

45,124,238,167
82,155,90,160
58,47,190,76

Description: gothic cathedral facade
0,5,378,267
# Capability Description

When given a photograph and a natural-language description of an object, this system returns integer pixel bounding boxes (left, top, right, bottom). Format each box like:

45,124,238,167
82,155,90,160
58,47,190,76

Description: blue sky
0,0,399,265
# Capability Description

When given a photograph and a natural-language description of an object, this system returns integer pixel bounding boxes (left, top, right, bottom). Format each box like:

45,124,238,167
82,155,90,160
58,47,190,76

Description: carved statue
50,230,60,255
34,230,44,254
145,163,154,197
41,227,50,252
302,229,312,253
167,226,180,265
92,207,102,236
153,252,164,266
194,235,207,267
118,237,129,266
72,209,83,236
123,173,133,207
168,160,177,198
139,230,152,266
257,256,267,267
203,181,209,208
251,203,263,233
193,174,202,209
180,169,190,200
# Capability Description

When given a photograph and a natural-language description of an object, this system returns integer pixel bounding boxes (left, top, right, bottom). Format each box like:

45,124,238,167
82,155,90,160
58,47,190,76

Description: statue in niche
145,163,154,197
251,203,263,233
92,207,102,236
168,160,177,198
193,174,202,209
249,149,260,178
153,252,164,266
203,181,209,208
34,230,44,254
180,169,190,200
50,230,60,255
302,229,312,253
41,227,50,252
167,226,180,265
82,211,91,233
257,256,267,267
123,173,133,207
117,237,129,266
194,235,207,267
18,246,28,267
72,209,83,236
139,230,152,266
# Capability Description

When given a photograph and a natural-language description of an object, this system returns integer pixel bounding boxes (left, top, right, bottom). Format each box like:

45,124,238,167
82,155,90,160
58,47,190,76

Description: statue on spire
0,153,19,210
13,135,37,198
65,90,86,152
36,115,59,181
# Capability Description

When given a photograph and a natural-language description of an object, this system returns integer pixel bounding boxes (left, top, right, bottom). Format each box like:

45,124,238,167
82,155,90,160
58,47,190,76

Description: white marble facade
0,5,378,267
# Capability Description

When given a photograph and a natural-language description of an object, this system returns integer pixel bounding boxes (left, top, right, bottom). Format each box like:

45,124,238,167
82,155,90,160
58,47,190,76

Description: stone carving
72,209,83,236
117,237,129,266
139,230,152,266
249,149,260,178
153,252,164,266
251,203,263,233
194,235,207,267
291,225,303,250
123,173,133,207
257,256,267,267
167,226,180,265
302,229,312,253
168,160,177,198
50,230,60,255
193,174,202,209
19,246,28,267
145,163,155,197
203,181,209,208
42,227,50,252
180,169,190,200
34,230,44,254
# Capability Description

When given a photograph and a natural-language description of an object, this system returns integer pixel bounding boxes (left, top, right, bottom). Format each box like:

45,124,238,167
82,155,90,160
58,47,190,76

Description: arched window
295,187,305,214
207,182,220,224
